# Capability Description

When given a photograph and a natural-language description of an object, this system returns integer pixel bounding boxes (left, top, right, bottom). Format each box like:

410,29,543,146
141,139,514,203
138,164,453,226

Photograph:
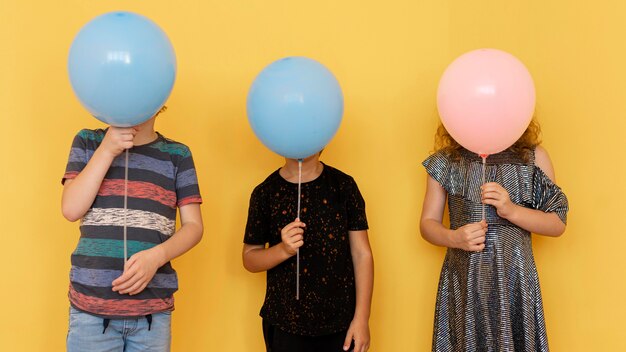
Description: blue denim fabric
67,307,171,352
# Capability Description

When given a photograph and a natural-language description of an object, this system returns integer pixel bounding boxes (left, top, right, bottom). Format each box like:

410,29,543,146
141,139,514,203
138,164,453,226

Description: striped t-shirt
62,129,202,318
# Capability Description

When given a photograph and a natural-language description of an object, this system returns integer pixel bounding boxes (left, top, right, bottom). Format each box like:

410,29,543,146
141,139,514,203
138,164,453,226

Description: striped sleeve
62,130,88,184
175,150,202,207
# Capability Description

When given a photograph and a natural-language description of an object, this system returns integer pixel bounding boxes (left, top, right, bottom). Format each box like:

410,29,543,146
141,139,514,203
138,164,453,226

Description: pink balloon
437,49,535,156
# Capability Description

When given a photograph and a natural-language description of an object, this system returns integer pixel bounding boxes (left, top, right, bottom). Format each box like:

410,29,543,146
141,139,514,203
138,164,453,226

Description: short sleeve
531,167,569,224
346,178,369,231
175,151,203,207
422,151,451,193
62,130,89,184
243,185,270,245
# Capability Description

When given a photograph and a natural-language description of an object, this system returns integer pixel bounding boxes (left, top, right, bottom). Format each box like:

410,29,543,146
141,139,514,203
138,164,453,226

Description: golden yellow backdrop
1,0,624,350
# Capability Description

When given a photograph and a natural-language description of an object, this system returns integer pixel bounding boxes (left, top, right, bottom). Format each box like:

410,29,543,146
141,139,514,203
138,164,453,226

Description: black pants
263,320,355,352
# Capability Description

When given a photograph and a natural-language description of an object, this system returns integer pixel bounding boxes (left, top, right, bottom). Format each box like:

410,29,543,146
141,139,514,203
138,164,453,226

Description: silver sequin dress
423,148,568,352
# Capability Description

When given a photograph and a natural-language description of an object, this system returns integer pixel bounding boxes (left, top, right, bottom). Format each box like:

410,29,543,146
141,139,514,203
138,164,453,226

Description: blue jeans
67,307,171,352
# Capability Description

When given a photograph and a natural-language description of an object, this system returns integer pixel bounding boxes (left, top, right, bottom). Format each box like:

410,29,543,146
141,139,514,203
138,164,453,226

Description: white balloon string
481,155,487,221
478,154,488,288
296,159,302,300
124,149,129,265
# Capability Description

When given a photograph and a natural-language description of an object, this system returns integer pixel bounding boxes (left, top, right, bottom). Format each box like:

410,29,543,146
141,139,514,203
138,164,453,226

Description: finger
286,228,304,237
118,127,137,134
468,231,486,241
129,282,148,296
114,273,141,292
124,255,138,271
114,272,143,292
482,199,496,207
122,277,145,294
118,274,144,294
482,190,501,200
125,278,147,295
293,240,304,249
290,235,303,243
354,340,363,352
470,236,486,245
293,218,306,228
283,221,304,233
471,243,486,252
343,330,354,351
467,224,487,235
112,264,135,286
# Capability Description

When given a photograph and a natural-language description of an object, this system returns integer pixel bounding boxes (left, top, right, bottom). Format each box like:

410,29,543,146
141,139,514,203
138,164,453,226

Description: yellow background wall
1,0,624,350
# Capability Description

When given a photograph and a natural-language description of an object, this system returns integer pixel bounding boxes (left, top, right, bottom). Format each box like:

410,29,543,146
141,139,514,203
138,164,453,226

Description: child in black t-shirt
243,152,374,352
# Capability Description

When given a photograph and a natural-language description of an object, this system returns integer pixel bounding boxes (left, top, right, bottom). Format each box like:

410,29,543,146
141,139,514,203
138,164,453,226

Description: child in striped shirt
62,108,203,352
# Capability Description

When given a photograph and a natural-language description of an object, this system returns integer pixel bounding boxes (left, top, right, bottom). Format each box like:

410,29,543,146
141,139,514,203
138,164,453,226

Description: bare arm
156,203,204,263
420,176,487,250
112,203,204,295
420,175,453,247
61,127,136,221
242,243,293,273
344,230,373,352
242,219,305,273
482,146,566,237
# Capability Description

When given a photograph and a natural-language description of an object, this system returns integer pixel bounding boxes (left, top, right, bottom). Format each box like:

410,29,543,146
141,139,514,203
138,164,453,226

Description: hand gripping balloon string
296,159,302,300
123,149,129,265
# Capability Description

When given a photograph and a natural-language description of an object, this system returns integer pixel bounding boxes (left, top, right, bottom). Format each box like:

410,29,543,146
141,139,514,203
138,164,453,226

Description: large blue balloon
247,57,344,159
68,12,176,127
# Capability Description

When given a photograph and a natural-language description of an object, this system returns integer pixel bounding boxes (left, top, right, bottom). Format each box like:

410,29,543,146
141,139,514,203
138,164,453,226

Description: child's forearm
242,244,292,273
154,204,203,265
420,219,455,248
349,230,374,322
352,249,374,321
154,221,203,266
62,148,115,221
504,205,566,237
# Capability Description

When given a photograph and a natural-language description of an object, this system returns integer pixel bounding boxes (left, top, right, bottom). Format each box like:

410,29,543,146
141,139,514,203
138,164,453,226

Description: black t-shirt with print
244,163,369,336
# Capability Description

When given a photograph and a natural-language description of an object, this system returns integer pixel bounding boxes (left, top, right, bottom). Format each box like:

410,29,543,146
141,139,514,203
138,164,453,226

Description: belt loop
146,314,153,331
102,318,110,334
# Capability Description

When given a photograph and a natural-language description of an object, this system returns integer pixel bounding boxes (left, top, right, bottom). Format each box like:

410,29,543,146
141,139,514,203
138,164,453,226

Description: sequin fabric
423,148,568,352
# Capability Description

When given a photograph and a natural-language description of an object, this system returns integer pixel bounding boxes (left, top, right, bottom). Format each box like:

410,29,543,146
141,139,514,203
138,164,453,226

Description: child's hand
100,126,137,158
112,246,165,295
451,220,487,251
481,182,516,219
280,218,305,256
343,317,370,351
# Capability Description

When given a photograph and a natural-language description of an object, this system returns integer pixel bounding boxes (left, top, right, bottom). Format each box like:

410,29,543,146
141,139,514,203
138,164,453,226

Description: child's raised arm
62,127,136,221
242,219,305,273
482,146,566,237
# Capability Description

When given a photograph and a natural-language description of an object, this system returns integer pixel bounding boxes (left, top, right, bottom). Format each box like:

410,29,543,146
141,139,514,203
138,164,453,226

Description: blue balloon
247,57,344,159
68,12,176,127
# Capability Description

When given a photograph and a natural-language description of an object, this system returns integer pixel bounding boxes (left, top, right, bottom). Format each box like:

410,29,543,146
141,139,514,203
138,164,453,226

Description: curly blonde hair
434,118,542,162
